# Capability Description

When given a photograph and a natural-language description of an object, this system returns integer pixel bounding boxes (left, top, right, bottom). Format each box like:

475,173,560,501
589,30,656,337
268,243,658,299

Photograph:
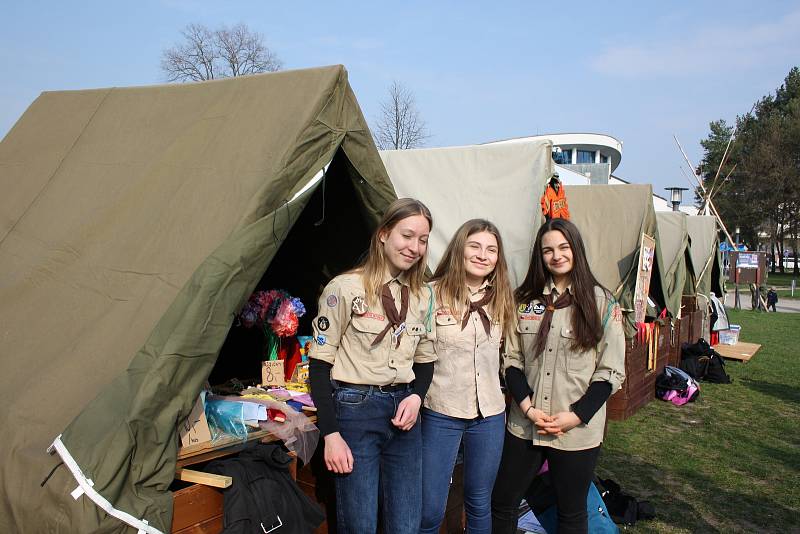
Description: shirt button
548,348,552,352
544,396,548,400
547,372,551,376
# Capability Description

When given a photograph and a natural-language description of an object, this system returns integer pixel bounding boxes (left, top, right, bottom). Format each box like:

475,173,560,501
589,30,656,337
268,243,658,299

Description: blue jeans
334,386,422,534
420,408,505,534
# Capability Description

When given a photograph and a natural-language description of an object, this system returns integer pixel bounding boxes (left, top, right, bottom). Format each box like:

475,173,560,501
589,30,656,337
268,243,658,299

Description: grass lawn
597,309,800,533
764,272,799,287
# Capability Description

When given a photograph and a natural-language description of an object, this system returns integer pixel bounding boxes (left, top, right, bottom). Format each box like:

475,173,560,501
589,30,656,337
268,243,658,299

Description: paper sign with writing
179,394,212,448
633,233,656,324
262,360,286,387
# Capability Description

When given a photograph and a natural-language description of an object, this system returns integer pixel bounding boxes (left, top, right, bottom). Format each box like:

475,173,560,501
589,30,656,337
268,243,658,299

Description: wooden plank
714,341,761,362
176,469,232,488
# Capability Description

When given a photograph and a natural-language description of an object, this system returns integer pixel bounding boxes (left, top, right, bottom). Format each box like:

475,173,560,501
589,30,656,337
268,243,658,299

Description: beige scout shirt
503,281,625,450
308,270,437,385
424,282,506,419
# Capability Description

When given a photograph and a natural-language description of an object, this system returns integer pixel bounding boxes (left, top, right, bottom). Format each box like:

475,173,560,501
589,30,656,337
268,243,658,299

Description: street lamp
665,187,689,212
735,226,741,247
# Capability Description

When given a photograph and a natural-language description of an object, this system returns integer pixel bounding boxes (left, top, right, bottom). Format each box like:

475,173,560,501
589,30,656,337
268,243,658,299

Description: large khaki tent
380,141,552,286
656,211,697,318
686,215,724,300
564,184,670,335
0,66,396,533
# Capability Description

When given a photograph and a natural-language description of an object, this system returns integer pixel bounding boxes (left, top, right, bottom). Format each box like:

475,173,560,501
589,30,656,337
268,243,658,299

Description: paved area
724,290,800,313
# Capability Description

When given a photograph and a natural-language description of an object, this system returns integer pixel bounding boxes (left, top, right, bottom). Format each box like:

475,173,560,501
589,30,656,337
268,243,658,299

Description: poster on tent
633,234,656,324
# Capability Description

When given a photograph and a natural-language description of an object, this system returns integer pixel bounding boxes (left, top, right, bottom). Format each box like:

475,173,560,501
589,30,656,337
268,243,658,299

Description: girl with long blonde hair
308,198,437,534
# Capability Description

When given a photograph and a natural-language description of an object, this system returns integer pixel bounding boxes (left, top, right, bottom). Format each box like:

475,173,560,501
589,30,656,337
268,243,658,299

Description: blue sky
2,1,799,197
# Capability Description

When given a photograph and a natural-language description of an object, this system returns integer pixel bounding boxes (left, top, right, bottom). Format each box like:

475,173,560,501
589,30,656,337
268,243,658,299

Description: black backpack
680,339,732,384
595,477,655,526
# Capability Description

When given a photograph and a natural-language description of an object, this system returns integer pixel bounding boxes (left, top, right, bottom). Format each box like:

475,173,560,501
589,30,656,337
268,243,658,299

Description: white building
485,132,698,215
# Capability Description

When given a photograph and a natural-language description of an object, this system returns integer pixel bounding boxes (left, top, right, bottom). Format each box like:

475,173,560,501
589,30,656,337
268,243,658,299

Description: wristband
525,405,535,418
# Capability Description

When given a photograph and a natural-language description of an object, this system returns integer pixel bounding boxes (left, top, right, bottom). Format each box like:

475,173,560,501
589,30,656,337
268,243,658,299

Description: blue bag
536,481,619,534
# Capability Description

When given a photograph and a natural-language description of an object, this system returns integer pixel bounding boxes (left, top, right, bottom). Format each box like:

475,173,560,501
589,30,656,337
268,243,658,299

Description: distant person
767,287,778,312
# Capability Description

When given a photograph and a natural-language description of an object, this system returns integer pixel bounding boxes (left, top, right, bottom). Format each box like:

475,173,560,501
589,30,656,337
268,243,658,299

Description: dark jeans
491,430,600,534
334,386,422,534
420,409,505,534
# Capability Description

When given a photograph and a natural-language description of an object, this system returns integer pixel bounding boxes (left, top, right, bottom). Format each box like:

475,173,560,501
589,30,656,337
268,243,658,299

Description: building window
553,149,572,165
599,153,609,163
577,150,595,164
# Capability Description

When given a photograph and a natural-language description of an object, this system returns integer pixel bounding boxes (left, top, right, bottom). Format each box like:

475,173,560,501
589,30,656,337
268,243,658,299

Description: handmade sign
179,393,212,449
633,234,656,324
262,360,286,387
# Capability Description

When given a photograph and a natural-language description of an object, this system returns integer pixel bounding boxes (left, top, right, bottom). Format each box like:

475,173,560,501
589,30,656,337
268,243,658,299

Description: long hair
516,218,607,353
430,219,515,336
354,198,432,306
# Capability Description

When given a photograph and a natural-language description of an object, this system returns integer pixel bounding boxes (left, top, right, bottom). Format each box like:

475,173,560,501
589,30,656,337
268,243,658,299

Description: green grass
765,272,799,287
597,309,800,533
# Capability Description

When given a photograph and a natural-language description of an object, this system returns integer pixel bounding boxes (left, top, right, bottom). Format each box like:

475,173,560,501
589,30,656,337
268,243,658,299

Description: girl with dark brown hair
491,218,626,534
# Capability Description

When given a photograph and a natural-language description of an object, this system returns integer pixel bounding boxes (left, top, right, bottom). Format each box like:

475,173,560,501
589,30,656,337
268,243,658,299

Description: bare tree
161,23,282,82
373,81,429,150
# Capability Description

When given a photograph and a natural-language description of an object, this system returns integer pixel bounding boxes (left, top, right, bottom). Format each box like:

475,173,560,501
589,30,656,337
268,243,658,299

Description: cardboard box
178,393,212,449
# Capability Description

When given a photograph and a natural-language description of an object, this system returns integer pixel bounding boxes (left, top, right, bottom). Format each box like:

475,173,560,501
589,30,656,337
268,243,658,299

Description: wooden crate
172,484,223,534
607,337,655,421
654,323,669,376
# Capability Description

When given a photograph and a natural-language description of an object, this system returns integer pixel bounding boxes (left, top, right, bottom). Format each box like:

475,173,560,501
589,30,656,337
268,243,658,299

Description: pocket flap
435,315,458,326
351,316,388,334
560,325,577,339
407,323,426,336
517,318,542,334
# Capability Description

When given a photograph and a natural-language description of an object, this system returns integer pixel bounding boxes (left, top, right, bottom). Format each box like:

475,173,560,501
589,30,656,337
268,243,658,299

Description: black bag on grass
595,477,655,526
680,339,732,384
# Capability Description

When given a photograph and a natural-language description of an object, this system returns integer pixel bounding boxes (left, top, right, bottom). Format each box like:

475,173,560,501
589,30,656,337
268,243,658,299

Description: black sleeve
309,359,339,437
411,361,434,399
570,381,613,424
504,366,534,405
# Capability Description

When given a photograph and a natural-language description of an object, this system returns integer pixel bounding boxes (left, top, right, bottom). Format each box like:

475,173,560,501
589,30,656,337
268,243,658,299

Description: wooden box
172,484,223,534
607,336,656,421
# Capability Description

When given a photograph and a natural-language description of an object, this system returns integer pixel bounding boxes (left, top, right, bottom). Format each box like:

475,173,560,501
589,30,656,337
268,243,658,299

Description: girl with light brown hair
420,219,515,534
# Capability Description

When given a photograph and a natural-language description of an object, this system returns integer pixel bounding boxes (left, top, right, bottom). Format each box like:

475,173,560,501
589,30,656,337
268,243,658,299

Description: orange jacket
540,182,570,220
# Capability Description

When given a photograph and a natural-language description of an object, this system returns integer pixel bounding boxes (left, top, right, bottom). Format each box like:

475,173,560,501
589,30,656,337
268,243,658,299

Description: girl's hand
392,393,422,431
324,432,354,473
527,408,553,434
539,411,581,436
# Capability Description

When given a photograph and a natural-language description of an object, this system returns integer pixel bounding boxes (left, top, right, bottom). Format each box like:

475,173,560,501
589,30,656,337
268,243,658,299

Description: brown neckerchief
461,287,494,336
532,290,573,357
372,282,410,348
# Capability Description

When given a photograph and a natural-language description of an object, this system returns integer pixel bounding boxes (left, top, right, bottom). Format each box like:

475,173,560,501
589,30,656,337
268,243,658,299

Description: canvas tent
564,184,670,335
380,141,552,286
686,215,724,300
656,211,697,319
0,66,396,533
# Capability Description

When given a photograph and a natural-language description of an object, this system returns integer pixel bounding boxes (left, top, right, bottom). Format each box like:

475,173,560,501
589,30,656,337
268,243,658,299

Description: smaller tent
656,211,697,318
380,141,552,286
686,215,725,300
564,184,669,336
